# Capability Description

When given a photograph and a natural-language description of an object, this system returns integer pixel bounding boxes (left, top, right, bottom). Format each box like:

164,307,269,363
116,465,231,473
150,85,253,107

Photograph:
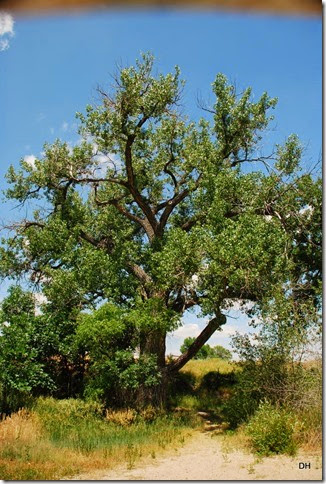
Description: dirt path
72,431,322,480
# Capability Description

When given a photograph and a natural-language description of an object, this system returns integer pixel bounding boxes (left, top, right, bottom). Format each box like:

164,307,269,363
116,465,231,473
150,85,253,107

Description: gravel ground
71,431,322,481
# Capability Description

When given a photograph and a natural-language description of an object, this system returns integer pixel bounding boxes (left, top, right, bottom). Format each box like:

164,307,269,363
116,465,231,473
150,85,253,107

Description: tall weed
0,398,194,480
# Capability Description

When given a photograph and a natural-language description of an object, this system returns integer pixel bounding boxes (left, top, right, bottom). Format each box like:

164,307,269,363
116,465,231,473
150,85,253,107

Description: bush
224,305,322,435
168,371,195,397
222,367,261,428
246,401,298,456
200,370,237,390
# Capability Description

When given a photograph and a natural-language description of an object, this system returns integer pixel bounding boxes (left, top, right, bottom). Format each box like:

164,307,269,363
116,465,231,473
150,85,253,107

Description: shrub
222,367,261,428
200,370,236,390
168,371,195,397
246,401,298,456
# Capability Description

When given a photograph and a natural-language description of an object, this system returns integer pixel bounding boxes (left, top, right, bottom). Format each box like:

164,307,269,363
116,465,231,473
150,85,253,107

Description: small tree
212,345,232,360
0,285,87,412
0,54,321,406
180,337,232,360
0,287,54,412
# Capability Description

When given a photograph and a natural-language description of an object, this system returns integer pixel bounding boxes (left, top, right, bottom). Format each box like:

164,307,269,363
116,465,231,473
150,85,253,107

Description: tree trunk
140,329,166,368
136,312,226,407
167,313,226,374
138,329,167,407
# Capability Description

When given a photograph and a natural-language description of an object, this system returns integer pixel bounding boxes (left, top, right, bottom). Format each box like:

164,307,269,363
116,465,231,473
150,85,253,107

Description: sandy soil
72,431,322,481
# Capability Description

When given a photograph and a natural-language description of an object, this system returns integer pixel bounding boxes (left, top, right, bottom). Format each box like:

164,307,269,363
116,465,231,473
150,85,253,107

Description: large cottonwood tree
1,54,321,404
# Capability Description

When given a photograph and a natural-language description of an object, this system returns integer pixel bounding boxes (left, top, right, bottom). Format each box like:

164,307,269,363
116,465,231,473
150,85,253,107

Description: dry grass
0,410,89,479
0,400,194,480
295,405,322,454
219,425,252,454
181,358,237,381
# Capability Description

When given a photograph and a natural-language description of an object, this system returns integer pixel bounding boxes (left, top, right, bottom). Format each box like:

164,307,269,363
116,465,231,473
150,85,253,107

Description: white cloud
0,13,14,51
222,298,255,313
219,324,244,337
23,154,37,169
61,121,69,132
171,323,200,339
0,12,14,35
33,293,48,316
0,38,9,51
93,151,122,177
93,153,109,164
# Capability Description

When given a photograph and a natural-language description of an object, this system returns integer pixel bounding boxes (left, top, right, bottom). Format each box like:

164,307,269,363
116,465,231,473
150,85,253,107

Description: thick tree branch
180,216,200,232
157,174,202,234
163,153,178,189
170,287,201,313
79,230,114,252
127,262,153,286
72,175,127,187
112,201,155,239
156,189,189,234
124,134,159,235
79,230,101,248
167,312,226,373
93,184,155,240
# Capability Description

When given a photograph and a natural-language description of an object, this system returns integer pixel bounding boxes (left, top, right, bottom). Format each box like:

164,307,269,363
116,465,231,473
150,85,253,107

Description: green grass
0,398,195,480
181,358,236,381
1,358,320,479
36,397,192,453
170,358,238,416
0,360,237,480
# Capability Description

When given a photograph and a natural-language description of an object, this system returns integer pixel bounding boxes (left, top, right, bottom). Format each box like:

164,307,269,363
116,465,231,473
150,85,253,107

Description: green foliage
246,401,298,456
212,73,277,163
0,287,55,413
75,303,162,405
222,370,261,428
223,288,321,429
83,350,161,406
200,370,236,390
128,298,180,333
0,53,321,407
76,303,134,357
212,346,232,360
180,337,232,360
0,286,87,413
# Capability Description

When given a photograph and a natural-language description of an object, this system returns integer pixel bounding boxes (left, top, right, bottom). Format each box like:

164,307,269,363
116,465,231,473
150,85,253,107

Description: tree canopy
0,53,321,405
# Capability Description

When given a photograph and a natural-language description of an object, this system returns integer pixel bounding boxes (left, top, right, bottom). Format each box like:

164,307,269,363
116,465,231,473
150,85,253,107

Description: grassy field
0,357,321,480
0,398,195,480
171,357,237,414
181,358,236,380
0,358,234,480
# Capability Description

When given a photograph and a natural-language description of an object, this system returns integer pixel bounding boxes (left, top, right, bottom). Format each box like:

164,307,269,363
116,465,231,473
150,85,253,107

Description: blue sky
0,9,321,354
